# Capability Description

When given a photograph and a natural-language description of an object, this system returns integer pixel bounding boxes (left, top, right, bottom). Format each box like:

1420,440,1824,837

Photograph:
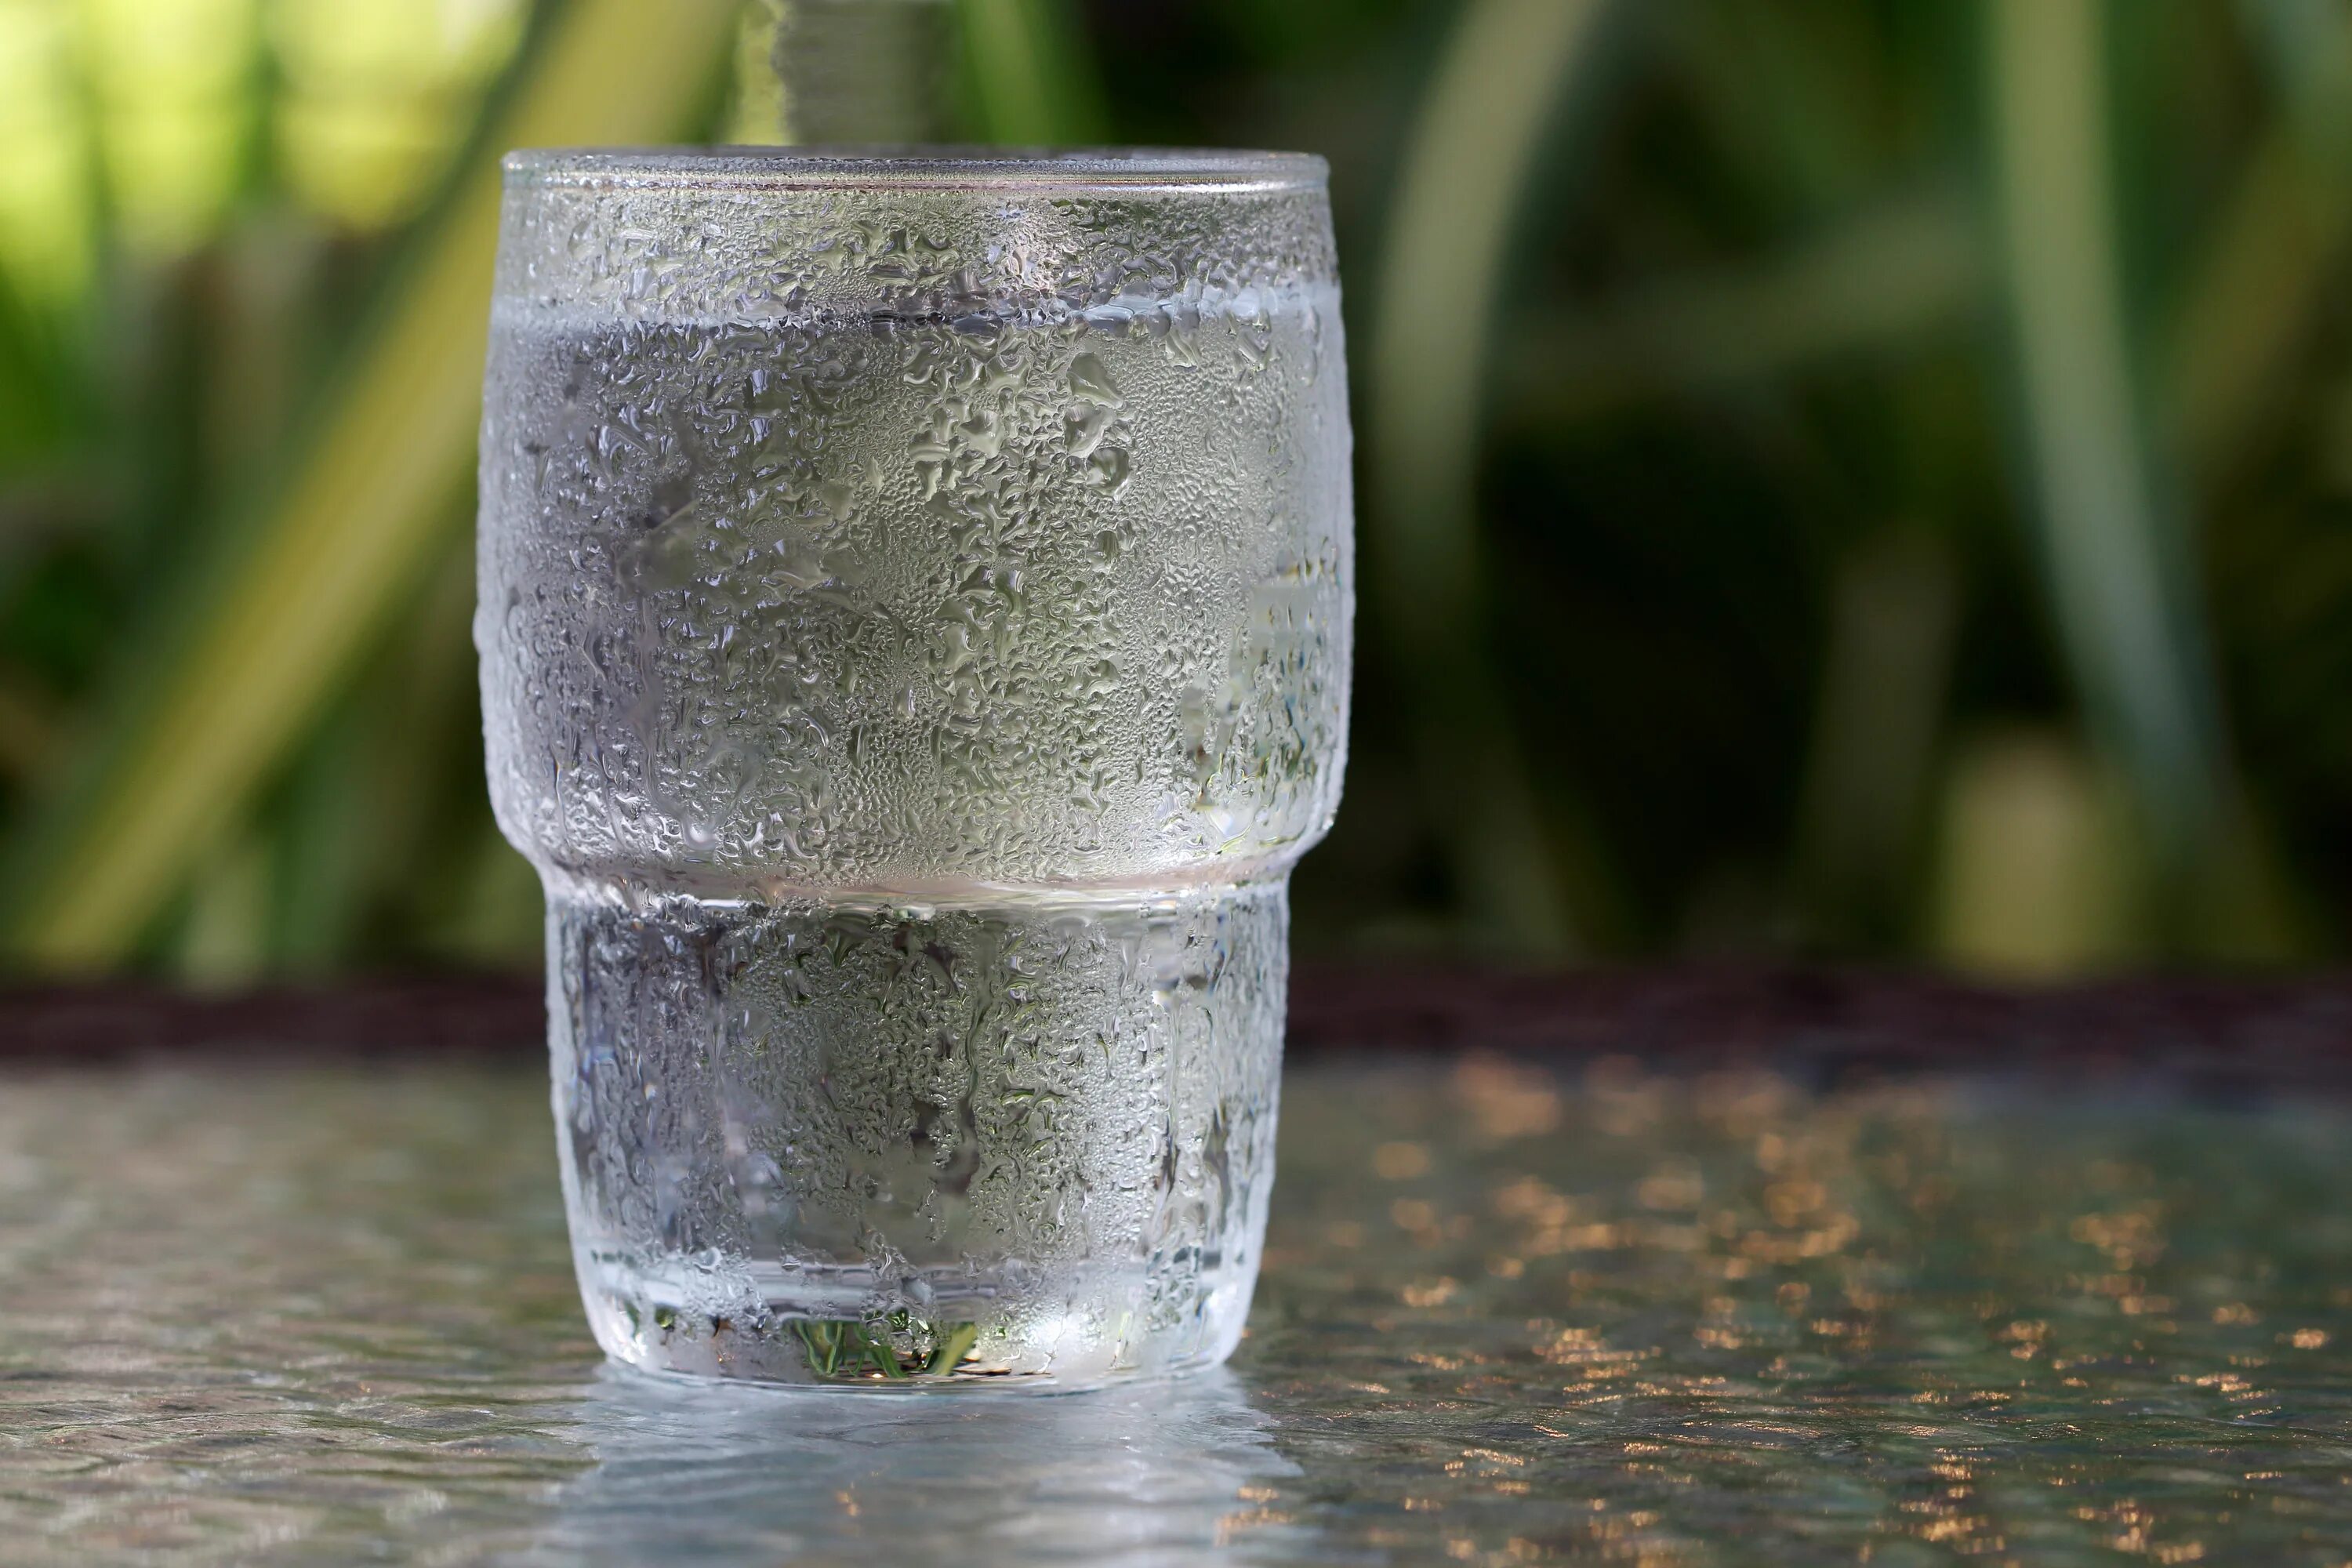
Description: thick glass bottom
544,880,1287,1389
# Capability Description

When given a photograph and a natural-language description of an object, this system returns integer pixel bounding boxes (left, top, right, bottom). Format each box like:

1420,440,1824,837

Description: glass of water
477,149,1352,1388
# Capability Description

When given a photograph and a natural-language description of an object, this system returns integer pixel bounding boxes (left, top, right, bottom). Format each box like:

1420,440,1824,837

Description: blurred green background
0,0,2343,983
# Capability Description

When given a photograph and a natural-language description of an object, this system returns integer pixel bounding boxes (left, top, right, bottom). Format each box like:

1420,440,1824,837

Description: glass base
544,880,1287,1390
576,1257,1255,1391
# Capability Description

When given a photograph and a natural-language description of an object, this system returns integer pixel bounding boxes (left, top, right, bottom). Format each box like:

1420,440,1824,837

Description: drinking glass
476,148,1352,1388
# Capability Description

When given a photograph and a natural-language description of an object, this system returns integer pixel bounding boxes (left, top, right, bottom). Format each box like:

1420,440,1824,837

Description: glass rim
503,146,1330,196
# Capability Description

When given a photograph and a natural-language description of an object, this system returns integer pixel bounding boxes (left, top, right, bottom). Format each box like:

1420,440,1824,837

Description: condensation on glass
476,149,1353,1388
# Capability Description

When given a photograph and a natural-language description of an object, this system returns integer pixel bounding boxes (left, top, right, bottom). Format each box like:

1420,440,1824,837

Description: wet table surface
9,1004,2352,1564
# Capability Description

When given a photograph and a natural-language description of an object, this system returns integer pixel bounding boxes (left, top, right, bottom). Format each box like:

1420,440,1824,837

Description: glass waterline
477,148,1353,1387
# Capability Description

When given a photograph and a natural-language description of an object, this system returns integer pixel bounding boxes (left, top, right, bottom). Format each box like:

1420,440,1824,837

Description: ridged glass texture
475,148,1353,1388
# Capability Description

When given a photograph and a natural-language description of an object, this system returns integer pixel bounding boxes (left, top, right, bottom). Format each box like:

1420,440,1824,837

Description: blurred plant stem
1986,0,2226,906
1,0,745,971
177,831,272,989
956,0,1105,145
2169,0,2352,483
1793,530,1958,949
742,0,1102,147
1368,0,1632,958
753,0,955,143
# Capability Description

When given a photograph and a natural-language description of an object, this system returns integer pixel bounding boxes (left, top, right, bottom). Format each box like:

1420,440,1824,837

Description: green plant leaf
2169,0,2352,481
1984,0,2225,873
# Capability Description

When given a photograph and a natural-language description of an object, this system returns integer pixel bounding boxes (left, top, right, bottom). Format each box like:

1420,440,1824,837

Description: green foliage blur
0,0,2343,982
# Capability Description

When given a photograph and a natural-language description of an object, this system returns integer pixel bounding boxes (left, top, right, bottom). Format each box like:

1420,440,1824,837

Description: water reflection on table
508,1367,1306,1566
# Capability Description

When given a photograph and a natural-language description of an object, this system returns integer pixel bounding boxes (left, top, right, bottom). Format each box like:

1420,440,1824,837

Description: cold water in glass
477,150,1352,1388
